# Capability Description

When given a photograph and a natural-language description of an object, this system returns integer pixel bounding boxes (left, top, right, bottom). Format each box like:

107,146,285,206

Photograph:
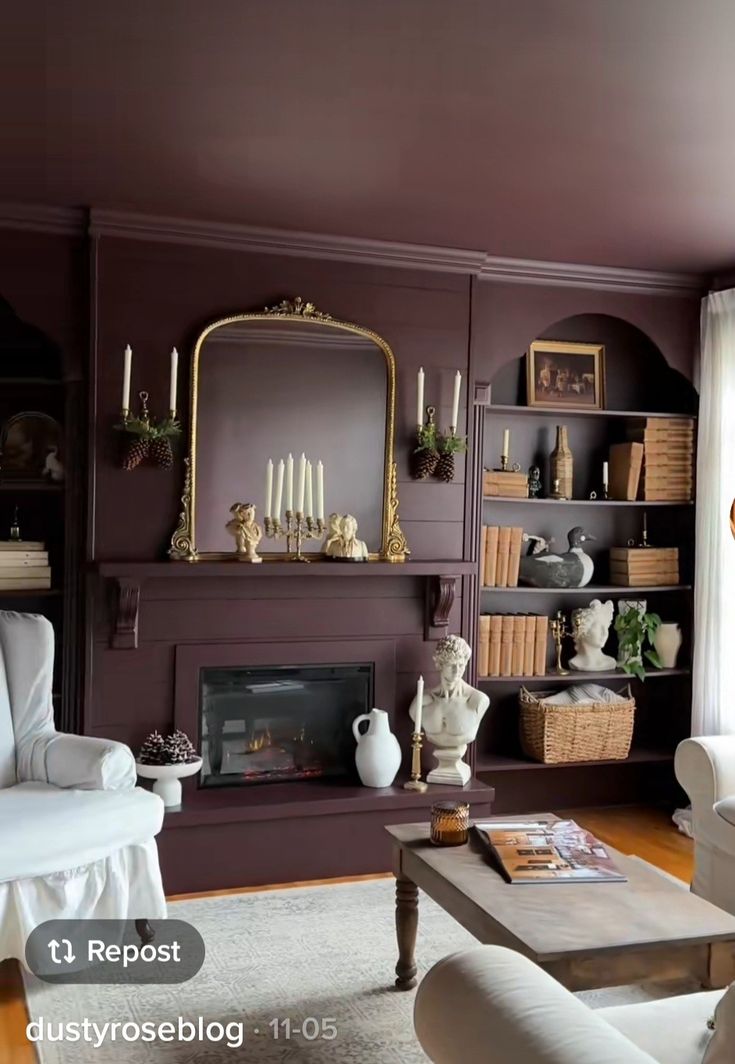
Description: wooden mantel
95,559,477,648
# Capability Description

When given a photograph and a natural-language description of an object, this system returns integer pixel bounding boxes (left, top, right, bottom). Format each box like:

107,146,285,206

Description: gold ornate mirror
169,298,408,562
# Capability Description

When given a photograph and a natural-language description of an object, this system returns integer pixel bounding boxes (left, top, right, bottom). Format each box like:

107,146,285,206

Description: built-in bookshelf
472,320,698,811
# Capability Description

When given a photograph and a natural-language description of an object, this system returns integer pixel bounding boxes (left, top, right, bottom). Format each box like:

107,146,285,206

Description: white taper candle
602,461,609,489
286,453,294,512
274,459,285,520
316,460,324,521
414,675,425,734
297,453,306,513
169,347,178,413
122,345,132,412
305,461,313,518
417,366,425,429
451,370,462,430
502,428,510,459
265,459,273,519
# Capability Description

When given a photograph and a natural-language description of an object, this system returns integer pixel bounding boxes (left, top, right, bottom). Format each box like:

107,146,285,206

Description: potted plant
136,730,202,808
614,601,662,681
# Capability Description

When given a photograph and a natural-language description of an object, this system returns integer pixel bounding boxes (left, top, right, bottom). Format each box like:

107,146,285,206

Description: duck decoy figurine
519,526,596,588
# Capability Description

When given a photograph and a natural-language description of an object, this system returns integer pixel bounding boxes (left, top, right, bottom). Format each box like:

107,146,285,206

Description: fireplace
199,663,373,788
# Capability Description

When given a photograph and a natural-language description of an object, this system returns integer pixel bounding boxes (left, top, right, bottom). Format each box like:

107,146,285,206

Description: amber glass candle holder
430,800,470,847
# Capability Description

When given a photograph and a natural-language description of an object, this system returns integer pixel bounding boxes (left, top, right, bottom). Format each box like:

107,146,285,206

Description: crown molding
478,254,706,295
0,202,86,237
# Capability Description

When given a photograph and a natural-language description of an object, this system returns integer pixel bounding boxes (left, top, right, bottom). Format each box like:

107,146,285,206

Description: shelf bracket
110,577,141,650
425,575,457,640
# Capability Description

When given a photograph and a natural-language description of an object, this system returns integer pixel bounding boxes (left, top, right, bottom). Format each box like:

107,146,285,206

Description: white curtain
692,289,735,735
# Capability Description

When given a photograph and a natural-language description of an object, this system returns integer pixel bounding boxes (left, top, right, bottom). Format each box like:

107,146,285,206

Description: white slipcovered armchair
0,611,166,965
675,736,735,916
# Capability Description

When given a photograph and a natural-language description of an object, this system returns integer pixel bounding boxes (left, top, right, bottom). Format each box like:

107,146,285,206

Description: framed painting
526,340,605,409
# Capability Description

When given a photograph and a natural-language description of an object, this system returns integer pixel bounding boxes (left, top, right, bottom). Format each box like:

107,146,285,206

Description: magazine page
474,820,627,884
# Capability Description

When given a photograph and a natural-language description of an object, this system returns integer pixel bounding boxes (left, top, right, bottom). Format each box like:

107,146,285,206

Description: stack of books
478,614,549,678
609,546,679,587
483,470,529,498
481,526,523,587
0,541,51,590
627,417,695,501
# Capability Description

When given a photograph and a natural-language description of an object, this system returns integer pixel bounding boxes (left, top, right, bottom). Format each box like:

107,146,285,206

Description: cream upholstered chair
675,736,735,916
414,945,728,1064
0,611,166,965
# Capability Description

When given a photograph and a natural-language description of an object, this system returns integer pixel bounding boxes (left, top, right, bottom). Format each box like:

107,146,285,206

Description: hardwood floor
0,805,694,1062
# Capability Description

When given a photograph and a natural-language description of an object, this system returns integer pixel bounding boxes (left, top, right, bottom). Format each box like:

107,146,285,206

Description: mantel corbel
109,576,142,650
424,574,458,640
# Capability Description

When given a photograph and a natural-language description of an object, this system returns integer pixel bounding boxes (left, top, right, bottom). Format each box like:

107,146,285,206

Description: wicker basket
519,686,635,764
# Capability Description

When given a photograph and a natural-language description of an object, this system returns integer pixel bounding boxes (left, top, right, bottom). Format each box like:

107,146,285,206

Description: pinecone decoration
434,451,455,482
412,446,439,480
123,436,150,471
162,729,198,765
138,730,166,765
149,435,174,469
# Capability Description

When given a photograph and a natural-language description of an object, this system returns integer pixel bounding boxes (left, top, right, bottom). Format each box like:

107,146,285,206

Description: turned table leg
395,875,419,990
135,919,155,946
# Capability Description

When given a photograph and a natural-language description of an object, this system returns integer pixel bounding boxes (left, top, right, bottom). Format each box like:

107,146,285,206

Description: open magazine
474,820,627,884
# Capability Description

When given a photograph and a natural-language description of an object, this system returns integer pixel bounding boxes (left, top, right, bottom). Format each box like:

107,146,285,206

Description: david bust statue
570,598,616,671
226,502,263,563
409,634,490,786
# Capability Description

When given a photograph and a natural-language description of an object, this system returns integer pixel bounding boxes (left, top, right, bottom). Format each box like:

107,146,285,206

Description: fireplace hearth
200,663,373,787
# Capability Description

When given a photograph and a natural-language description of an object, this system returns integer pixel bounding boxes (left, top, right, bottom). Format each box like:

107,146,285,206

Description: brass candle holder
116,391,181,470
549,609,571,676
263,512,325,562
403,731,428,792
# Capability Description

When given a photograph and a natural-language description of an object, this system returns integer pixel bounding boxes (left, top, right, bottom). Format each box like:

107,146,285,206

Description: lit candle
316,460,324,521
417,366,425,429
297,453,306,513
502,428,510,460
451,370,462,431
265,459,273,519
169,347,178,414
286,454,294,512
274,459,285,520
414,675,425,734
122,345,132,412
602,461,609,490
305,461,313,518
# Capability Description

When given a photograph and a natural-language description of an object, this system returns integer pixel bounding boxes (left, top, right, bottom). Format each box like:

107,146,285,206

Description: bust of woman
570,599,616,671
323,513,368,561
409,635,490,786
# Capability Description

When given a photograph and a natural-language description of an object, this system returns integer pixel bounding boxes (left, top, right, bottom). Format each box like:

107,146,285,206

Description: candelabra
549,609,571,676
403,731,428,792
263,512,325,561
116,391,180,471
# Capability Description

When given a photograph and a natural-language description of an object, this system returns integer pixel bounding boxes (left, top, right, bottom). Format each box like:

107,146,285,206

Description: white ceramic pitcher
352,708,402,788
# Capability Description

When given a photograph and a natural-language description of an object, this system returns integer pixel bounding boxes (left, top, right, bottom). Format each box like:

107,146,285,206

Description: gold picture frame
168,297,409,563
526,340,606,410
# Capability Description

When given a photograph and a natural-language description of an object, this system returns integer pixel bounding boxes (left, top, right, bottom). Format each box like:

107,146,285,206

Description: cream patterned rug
23,877,696,1063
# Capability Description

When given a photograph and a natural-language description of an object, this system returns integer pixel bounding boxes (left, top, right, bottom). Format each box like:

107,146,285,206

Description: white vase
352,708,402,788
136,758,203,809
653,623,682,668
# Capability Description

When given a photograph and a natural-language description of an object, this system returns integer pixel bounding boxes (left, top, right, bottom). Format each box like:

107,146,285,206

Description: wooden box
483,470,529,498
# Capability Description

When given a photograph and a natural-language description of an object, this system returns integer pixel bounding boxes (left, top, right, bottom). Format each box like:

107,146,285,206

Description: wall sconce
411,367,467,482
116,345,182,470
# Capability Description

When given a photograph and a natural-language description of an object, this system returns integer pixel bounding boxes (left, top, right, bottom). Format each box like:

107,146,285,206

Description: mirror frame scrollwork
169,297,409,563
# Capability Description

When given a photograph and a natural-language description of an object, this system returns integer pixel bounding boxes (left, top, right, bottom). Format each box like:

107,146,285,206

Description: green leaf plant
613,606,663,682
436,431,468,456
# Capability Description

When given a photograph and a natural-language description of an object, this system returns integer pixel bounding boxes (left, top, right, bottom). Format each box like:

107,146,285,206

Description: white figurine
323,513,368,561
226,502,263,563
569,598,616,672
409,634,490,786
43,446,65,482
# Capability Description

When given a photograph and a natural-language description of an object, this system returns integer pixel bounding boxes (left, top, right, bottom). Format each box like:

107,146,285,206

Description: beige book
610,547,679,562
511,616,525,677
478,615,490,677
496,527,511,588
500,615,514,677
0,541,45,551
0,555,49,567
507,527,523,588
534,615,549,676
523,615,536,676
480,526,488,582
484,525,499,587
609,442,644,501
0,565,51,579
610,573,680,587
0,577,51,589
489,615,503,677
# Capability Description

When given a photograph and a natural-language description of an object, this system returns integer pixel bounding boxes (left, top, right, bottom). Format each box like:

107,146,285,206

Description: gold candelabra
403,732,428,792
549,609,571,675
263,512,325,562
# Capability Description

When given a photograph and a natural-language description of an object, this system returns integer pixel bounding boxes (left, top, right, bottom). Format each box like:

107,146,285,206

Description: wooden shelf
478,668,689,685
481,584,692,594
483,496,693,507
96,559,477,579
475,747,673,773
485,404,696,422
0,480,64,493
0,588,60,598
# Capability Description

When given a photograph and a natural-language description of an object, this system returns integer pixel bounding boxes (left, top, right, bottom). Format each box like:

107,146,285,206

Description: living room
1,2,734,1062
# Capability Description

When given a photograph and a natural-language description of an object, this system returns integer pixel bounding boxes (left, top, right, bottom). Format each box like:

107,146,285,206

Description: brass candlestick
403,731,428,792
264,511,325,561
549,609,570,675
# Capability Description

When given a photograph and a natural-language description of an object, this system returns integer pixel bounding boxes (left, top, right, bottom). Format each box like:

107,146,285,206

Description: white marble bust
409,635,490,786
323,513,368,561
570,598,616,672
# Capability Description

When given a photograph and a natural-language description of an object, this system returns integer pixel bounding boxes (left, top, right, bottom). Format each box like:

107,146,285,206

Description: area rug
22,877,696,1064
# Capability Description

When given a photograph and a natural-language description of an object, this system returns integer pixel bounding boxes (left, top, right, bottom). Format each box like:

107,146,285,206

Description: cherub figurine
226,502,262,563
323,513,369,561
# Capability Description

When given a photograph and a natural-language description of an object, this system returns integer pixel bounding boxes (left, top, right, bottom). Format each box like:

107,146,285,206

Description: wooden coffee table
387,816,735,992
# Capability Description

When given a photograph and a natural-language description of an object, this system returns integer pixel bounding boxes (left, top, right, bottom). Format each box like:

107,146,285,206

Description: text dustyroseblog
27,1017,250,1049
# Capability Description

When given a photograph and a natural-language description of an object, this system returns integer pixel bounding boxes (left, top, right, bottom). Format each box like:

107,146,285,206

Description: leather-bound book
500,615,514,677
496,527,511,588
489,615,503,677
484,525,499,587
534,615,549,676
480,525,488,584
511,616,526,677
523,614,536,676
507,527,524,587
609,442,644,501
478,615,490,677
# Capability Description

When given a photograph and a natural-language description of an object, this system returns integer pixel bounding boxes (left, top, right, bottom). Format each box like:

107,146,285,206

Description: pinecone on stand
123,436,150,471
434,431,468,484
434,450,455,482
412,446,439,480
149,435,174,469
162,730,198,765
138,730,166,765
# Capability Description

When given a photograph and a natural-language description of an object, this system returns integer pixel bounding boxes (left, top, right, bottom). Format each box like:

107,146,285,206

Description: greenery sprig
614,607,662,682
437,432,468,456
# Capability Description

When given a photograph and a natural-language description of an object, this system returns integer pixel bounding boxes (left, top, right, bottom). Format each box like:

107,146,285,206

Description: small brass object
403,731,428,793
